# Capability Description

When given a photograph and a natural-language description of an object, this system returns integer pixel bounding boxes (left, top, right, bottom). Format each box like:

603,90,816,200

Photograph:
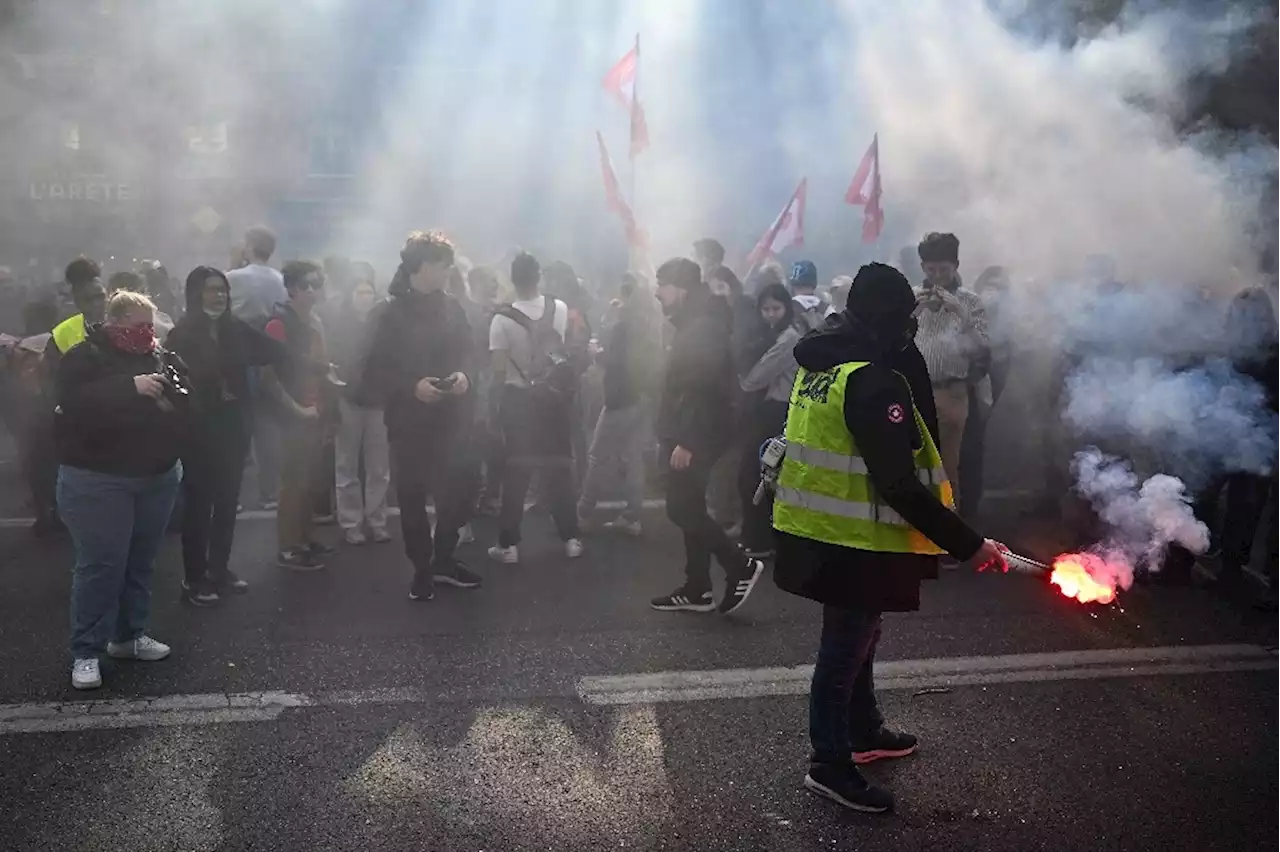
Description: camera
433,376,457,391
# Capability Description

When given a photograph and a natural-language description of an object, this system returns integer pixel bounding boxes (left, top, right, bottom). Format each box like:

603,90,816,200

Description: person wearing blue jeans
54,289,189,690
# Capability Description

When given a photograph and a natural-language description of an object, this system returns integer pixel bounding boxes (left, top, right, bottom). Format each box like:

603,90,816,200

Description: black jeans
958,383,987,519
391,437,464,577
497,385,579,546
1219,473,1274,579
737,400,789,552
809,606,885,765
181,426,250,585
663,441,747,593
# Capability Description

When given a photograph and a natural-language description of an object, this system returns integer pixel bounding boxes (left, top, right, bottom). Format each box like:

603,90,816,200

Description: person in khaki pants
911,232,989,512
263,261,335,571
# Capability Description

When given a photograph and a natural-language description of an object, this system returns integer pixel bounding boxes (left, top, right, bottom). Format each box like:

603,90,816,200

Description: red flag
596,131,646,248
844,134,883,243
747,178,807,268
602,35,650,158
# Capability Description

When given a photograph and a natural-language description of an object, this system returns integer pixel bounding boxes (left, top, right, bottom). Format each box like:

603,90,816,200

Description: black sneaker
803,763,894,813
210,569,250,595
743,545,775,560
408,575,435,602
719,558,766,614
432,561,483,589
852,728,918,765
181,579,221,607
650,587,716,612
277,549,325,571
306,540,336,556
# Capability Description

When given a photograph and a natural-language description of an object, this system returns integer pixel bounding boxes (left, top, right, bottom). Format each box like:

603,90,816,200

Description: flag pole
629,31,641,270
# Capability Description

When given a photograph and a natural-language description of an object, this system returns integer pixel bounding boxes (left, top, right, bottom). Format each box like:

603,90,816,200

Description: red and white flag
844,133,883,243
596,131,645,248
747,178,807,268
602,35,650,158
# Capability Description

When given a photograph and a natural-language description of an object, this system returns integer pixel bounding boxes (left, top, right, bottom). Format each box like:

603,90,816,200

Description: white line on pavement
0,644,1272,735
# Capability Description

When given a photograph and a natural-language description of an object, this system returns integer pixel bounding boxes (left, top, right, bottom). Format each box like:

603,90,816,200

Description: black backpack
498,299,577,402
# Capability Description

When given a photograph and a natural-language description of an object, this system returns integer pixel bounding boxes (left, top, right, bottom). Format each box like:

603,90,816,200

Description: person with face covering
771,262,1007,813
166,267,286,606
56,290,191,690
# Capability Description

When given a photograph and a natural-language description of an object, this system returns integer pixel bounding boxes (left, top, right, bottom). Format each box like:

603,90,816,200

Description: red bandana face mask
105,323,157,355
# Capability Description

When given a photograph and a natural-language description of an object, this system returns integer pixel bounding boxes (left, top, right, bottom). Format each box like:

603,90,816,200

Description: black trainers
181,579,221,607
408,575,435,602
650,586,716,612
305,540,336,557
277,549,325,571
804,763,894,813
719,558,766,614
210,569,250,595
852,728,918,765
432,561,483,589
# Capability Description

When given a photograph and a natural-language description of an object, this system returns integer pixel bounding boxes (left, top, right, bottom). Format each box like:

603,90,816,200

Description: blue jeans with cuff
59,463,182,659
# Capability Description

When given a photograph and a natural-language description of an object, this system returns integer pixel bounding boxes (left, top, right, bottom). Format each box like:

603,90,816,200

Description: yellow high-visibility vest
52,314,87,354
772,360,954,554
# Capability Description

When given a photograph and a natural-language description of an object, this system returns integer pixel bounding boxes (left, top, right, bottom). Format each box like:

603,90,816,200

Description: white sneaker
343,528,367,546
71,658,101,690
457,524,475,545
565,538,584,559
106,635,171,662
487,545,519,564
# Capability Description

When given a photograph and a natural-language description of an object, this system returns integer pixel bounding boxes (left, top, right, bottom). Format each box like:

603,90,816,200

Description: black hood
793,312,891,371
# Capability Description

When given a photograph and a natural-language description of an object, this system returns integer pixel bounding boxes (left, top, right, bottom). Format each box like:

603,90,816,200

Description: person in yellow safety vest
45,258,108,380
771,262,1007,815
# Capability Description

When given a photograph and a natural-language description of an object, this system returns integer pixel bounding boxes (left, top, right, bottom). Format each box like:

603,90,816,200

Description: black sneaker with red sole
852,728,918,765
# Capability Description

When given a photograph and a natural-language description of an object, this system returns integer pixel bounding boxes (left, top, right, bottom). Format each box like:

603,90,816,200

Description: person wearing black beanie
771,262,1007,814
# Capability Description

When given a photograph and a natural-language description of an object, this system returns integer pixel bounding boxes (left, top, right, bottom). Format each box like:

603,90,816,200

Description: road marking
575,644,1278,705
0,644,1272,735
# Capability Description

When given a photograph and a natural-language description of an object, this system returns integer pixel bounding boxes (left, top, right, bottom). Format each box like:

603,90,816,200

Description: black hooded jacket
164,275,284,444
655,287,734,458
772,312,983,612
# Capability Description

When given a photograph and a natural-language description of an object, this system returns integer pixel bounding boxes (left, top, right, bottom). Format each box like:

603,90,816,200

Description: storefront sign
28,180,134,203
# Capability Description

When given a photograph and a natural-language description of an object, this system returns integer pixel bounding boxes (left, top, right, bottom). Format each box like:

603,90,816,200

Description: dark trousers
392,436,464,576
809,606,885,765
1218,473,1274,579
17,408,57,520
958,384,986,519
663,441,746,592
737,400,789,552
497,385,579,546
181,426,250,585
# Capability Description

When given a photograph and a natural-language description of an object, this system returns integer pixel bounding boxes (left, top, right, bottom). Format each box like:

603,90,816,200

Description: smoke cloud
1071,447,1210,588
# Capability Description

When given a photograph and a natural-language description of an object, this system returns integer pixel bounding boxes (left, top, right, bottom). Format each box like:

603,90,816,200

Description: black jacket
55,326,188,477
165,310,284,444
357,287,472,442
655,288,734,459
773,313,983,612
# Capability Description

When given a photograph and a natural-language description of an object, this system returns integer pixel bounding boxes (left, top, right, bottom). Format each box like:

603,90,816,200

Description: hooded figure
164,266,285,605
771,262,1003,815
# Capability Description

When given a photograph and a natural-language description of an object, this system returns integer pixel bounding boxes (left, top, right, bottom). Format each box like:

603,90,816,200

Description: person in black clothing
649,257,766,615
359,230,479,601
166,266,286,606
56,289,190,691
773,263,1006,813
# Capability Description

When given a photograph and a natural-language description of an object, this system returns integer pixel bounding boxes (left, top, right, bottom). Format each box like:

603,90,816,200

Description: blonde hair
106,289,157,321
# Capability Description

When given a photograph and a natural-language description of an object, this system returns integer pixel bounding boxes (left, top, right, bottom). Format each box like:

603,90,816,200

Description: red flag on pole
602,35,650,158
747,178,807,268
596,131,646,248
844,134,883,243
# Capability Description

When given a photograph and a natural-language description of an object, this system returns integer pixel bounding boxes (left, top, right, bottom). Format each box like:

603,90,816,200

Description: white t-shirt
489,294,568,387
227,263,287,326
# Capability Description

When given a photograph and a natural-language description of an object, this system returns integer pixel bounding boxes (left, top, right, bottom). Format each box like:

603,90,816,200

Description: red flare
1049,554,1118,605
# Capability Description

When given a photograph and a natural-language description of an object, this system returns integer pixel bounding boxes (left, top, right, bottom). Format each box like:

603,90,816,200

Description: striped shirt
913,285,989,382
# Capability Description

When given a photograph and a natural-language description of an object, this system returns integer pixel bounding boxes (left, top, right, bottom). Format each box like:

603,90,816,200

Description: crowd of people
0,226,1275,702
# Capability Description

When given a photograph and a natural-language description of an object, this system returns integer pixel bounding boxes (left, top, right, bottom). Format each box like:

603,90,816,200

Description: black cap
845,262,916,331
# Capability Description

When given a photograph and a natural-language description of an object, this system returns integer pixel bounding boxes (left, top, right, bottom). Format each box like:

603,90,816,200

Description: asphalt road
0,506,1276,852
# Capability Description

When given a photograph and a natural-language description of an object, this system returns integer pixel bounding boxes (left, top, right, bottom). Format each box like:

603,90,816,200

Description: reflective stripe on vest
772,360,953,555
52,314,87,354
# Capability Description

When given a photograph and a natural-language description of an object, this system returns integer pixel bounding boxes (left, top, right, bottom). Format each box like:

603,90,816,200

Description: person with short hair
486,251,584,564
56,289,189,690
47,258,106,376
359,231,479,600
228,226,286,326
789,260,830,332
262,260,334,571
693,237,727,280
649,257,765,615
